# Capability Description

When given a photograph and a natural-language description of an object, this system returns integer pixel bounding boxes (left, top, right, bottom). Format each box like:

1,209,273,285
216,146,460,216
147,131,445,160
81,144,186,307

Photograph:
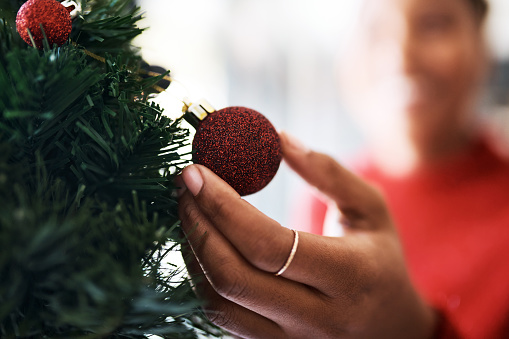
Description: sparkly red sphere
192,107,282,196
16,0,72,49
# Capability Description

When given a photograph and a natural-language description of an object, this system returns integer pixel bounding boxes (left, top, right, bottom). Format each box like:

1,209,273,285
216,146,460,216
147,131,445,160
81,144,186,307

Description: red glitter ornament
16,0,73,49
192,107,282,196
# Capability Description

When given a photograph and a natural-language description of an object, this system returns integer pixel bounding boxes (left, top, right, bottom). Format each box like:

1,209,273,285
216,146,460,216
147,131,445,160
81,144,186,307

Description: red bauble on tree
188,104,282,196
16,0,73,49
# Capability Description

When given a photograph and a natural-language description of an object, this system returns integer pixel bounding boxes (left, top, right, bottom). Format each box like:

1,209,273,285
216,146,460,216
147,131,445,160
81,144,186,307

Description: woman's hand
178,132,436,339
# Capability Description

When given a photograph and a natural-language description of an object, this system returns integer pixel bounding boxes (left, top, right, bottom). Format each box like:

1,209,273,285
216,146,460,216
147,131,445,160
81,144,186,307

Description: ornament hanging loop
61,0,81,19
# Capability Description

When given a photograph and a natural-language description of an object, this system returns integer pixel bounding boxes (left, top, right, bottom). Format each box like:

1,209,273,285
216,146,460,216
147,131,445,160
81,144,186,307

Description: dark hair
467,0,488,21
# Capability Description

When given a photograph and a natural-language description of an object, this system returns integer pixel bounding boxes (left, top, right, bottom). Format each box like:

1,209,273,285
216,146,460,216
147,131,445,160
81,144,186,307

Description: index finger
280,131,389,228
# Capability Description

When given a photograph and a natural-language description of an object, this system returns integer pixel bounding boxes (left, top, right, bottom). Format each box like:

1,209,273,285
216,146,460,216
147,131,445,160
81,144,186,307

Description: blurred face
340,0,487,150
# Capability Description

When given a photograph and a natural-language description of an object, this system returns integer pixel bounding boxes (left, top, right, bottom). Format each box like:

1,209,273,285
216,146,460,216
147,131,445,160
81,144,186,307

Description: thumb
280,131,387,225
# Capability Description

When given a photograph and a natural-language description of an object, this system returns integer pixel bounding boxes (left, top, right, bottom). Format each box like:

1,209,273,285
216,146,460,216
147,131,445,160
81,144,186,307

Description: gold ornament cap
183,98,216,128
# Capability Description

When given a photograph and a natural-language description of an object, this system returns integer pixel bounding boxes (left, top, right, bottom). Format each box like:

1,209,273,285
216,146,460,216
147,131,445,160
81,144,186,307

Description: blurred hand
178,131,436,339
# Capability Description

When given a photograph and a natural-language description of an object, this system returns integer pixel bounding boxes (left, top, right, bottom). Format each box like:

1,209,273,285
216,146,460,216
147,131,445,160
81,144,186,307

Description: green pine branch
0,1,222,338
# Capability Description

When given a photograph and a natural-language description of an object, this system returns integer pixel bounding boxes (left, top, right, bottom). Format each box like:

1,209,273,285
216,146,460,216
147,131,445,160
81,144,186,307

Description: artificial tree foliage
0,0,220,337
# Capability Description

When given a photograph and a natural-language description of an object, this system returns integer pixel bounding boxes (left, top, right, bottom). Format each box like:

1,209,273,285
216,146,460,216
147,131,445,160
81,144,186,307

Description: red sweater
302,140,509,338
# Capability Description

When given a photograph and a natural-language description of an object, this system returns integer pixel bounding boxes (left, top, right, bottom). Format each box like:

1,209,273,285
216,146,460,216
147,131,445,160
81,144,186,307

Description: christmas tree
0,0,220,337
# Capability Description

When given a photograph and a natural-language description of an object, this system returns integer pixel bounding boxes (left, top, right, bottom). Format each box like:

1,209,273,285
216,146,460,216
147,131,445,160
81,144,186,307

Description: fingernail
280,130,308,153
182,165,203,196
175,175,187,197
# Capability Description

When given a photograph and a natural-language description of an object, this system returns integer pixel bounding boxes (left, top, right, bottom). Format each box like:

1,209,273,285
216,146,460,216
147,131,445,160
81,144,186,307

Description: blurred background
134,0,509,226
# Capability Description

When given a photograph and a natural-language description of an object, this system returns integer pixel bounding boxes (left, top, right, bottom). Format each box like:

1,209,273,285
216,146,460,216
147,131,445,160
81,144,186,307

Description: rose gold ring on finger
275,229,299,277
